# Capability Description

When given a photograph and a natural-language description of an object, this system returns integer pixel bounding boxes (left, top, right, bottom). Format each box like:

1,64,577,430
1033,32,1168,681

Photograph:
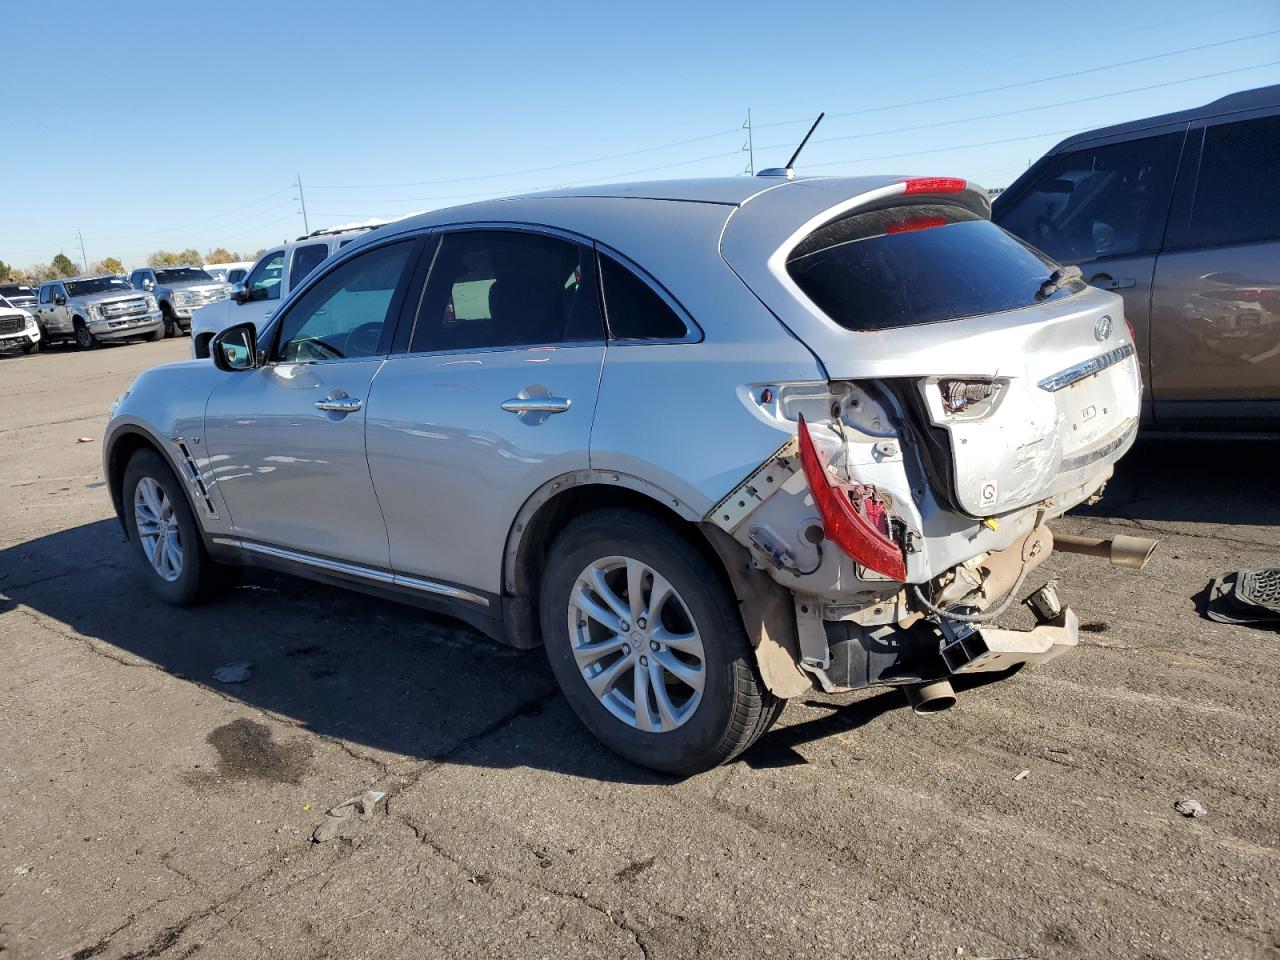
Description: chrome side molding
211,537,490,607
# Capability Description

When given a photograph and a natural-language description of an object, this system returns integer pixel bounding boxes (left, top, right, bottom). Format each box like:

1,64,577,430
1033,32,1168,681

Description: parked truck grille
0,316,23,335
101,299,149,319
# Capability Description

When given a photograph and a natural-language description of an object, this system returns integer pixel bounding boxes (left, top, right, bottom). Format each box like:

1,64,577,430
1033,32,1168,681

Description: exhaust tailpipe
902,679,957,714
1053,533,1158,570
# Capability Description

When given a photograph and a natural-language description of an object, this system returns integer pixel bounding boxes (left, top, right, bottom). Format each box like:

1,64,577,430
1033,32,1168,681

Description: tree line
0,247,263,285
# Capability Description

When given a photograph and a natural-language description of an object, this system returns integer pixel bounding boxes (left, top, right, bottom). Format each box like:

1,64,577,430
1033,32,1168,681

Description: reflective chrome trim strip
1037,342,1136,392
1057,417,1138,474
217,539,490,607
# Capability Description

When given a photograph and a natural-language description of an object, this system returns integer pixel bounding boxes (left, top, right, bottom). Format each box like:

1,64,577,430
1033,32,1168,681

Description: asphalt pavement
1,338,1277,959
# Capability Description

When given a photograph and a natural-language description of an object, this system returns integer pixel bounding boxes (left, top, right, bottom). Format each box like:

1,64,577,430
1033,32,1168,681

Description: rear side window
599,255,688,340
1185,115,1280,248
412,231,602,352
289,243,329,290
994,133,1182,263
787,204,1079,331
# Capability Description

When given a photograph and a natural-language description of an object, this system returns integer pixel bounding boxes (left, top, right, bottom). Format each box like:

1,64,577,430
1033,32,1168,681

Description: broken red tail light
885,214,949,235
899,177,967,195
796,414,908,581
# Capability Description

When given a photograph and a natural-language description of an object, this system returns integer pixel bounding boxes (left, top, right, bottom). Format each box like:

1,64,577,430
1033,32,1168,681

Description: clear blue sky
5,0,1279,271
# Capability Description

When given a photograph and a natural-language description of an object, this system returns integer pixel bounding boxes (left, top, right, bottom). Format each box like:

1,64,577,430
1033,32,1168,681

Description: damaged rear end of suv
709,175,1150,713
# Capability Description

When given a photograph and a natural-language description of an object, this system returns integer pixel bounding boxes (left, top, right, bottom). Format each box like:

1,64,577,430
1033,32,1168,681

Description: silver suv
104,176,1145,773
128,266,230,338
35,276,162,349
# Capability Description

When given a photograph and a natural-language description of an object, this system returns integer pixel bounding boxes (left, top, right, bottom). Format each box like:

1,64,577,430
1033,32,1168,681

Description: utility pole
296,173,311,235
742,109,755,176
75,230,88,273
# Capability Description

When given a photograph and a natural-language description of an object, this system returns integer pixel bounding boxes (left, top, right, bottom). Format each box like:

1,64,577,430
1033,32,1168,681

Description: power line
89,185,296,244
755,59,1280,155
803,126,1092,170
751,27,1280,131
309,126,742,190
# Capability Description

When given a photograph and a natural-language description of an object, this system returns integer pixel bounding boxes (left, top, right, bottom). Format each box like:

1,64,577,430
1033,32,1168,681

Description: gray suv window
412,231,602,352
289,243,329,290
1185,115,1280,249
274,241,415,363
995,133,1182,264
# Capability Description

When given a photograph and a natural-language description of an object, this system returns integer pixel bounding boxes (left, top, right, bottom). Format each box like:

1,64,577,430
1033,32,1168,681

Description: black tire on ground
161,305,177,338
121,448,225,606
21,340,38,354
193,333,212,359
74,320,95,350
146,324,165,342
539,507,781,775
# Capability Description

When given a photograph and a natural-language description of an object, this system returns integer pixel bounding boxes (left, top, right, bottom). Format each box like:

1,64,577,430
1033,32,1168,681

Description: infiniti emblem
1093,314,1113,342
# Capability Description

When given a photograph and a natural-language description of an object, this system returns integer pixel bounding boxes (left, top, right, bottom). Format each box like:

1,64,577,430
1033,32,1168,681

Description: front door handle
1089,274,1135,291
314,395,362,413
501,397,571,414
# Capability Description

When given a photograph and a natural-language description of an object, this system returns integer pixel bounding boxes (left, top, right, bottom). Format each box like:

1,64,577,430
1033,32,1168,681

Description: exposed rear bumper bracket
941,607,1079,674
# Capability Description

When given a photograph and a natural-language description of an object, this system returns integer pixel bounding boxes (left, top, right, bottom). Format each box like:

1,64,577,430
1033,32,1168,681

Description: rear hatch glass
786,203,1083,331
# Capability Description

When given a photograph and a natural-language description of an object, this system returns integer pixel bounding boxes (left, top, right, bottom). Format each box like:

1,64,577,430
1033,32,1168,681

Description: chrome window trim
212,537,490,607
1037,342,1136,392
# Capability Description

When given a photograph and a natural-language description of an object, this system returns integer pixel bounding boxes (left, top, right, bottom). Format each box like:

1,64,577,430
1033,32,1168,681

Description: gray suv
105,175,1147,773
995,83,1280,433
128,266,230,338
35,276,163,349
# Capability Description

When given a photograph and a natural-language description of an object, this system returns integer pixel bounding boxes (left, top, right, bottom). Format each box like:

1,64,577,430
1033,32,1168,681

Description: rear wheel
74,320,95,350
540,508,780,775
122,449,224,605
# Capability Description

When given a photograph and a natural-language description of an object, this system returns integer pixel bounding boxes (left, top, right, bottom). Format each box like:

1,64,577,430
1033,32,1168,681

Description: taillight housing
796,415,907,581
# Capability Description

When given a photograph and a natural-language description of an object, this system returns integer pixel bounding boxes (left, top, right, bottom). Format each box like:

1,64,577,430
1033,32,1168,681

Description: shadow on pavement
10,437,1262,783
1070,437,1280,527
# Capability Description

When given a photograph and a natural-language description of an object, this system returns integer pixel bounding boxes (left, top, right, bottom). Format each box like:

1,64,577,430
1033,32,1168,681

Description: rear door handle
1089,274,1135,291
314,395,362,413
501,397,571,414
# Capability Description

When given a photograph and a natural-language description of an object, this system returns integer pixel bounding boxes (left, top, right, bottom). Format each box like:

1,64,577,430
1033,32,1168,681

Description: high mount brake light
885,215,949,235
796,415,908,581
899,177,967,195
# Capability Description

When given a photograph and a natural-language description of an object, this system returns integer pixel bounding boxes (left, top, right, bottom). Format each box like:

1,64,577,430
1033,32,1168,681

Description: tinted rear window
786,203,1080,331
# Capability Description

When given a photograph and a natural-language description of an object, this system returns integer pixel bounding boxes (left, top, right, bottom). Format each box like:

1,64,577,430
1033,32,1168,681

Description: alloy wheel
133,476,183,582
566,555,706,733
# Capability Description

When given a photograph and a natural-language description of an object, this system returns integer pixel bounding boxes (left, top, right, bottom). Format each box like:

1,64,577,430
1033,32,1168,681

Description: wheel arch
105,425,196,535
500,471,810,697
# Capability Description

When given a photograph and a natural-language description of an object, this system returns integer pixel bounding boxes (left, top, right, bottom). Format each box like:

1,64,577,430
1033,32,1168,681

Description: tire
21,340,38,354
540,508,780,775
193,333,212,359
146,325,165,342
122,449,222,606
161,305,177,338
74,320,95,350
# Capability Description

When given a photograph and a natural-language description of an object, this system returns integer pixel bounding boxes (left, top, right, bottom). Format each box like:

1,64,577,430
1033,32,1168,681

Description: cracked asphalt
1,338,1278,959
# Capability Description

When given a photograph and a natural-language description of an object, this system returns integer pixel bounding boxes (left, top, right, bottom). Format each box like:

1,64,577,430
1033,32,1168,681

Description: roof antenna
759,112,825,179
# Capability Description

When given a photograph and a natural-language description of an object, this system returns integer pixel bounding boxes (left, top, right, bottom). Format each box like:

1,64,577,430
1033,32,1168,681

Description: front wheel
146,324,164,342
161,305,177,338
122,449,223,605
540,508,781,775
74,321,95,350
21,340,38,354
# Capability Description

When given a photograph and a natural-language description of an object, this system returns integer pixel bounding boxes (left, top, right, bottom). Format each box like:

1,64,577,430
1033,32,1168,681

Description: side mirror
53,293,66,305
142,278,155,291
211,322,260,372
229,281,248,303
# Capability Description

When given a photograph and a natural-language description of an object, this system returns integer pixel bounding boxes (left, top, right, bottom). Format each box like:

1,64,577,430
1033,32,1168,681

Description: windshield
155,267,214,284
0,285,33,299
786,203,1084,331
0,296,13,310
65,277,133,297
